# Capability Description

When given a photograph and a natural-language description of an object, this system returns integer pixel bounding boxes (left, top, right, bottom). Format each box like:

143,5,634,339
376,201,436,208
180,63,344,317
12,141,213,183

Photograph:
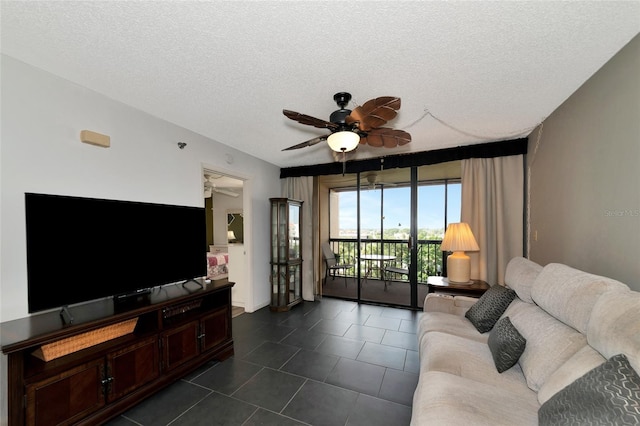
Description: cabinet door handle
197,333,206,340
101,376,114,397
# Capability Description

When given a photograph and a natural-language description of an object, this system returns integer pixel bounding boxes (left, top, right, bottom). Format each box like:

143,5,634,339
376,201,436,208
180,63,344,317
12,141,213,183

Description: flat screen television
25,192,207,314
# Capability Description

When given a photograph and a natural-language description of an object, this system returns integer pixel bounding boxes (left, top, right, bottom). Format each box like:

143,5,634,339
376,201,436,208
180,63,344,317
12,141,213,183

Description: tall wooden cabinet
1,280,234,426
269,198,303,311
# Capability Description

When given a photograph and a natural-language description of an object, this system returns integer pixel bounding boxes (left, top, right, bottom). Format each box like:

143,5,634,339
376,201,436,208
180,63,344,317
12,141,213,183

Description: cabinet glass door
279,202,287,261
271,203,279,263
288,204,300,260
290,264,301,301
270,198,303,311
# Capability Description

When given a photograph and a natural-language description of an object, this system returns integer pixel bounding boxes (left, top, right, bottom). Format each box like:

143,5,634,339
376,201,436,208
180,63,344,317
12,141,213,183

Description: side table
427,276,490,296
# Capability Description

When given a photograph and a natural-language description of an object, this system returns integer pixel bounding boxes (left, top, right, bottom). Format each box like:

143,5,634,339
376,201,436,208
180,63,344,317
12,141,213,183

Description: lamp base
446,251,472,284
442,277,474,285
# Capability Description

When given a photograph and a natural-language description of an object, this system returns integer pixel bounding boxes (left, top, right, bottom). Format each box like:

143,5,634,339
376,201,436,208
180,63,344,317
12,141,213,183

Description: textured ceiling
2,1,639,169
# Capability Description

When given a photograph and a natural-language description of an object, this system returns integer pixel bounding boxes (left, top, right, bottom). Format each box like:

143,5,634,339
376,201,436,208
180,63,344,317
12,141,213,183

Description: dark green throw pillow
465,284,516,333
539,353,640,425
487,316,526,373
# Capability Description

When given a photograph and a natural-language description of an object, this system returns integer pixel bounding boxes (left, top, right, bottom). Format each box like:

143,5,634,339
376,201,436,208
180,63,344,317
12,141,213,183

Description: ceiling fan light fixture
327,131,360,153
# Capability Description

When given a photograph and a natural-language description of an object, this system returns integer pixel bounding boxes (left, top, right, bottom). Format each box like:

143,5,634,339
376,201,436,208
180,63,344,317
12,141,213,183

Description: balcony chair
383,263,409,291
322,242,354,287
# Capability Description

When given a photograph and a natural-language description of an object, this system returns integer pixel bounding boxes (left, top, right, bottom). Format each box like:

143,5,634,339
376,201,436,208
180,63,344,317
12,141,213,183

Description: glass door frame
323,162,460,310
355,167,417,308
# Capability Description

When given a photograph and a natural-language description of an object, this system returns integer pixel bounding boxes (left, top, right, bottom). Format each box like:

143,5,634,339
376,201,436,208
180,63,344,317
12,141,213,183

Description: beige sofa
411,257,640,425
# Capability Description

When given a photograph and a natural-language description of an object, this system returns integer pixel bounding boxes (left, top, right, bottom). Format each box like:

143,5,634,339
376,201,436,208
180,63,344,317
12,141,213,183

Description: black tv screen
25,193,207,313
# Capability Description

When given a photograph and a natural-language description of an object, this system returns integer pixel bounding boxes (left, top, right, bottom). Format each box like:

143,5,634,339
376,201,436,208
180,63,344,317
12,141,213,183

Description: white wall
1,54,281,423
528,34,639,289
0,56,280,321
0,54,279,322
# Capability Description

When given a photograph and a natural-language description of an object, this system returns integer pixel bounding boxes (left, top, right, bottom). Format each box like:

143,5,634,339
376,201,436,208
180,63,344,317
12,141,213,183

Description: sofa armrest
424,293,478,315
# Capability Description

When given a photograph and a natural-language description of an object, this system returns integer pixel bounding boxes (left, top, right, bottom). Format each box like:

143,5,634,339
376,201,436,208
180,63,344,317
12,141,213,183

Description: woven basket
32,317,138,362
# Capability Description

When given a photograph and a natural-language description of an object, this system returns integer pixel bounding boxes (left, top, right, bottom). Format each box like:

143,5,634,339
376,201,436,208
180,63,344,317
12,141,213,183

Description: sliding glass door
358,168,412,306
415,171,461,307
322,162,461,309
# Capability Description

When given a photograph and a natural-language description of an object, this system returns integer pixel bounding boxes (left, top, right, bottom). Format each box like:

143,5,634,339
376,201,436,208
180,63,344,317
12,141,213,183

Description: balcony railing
328,238,444,284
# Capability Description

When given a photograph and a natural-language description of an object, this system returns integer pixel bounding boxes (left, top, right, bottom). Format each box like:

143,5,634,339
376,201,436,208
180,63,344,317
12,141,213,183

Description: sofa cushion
504,257,542,304
423,293,478,316
420,331,530,395
465,284,516,333
538,354,640,425
506,299,587,391
587,289,640,374
417,311,488,354
531,263,629,333
537,345,606,405
488,317,526,373
411,371,539,426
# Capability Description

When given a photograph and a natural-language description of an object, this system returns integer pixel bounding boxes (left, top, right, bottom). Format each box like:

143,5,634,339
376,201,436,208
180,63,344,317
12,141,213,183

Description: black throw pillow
465,284,516,333
487,316,526,373
539,353,640,425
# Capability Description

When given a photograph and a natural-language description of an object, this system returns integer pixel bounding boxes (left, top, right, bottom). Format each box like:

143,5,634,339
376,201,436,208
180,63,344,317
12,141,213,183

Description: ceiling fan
282,92,411,158
203,174,239,198
338,172,399,189
364,172,398,190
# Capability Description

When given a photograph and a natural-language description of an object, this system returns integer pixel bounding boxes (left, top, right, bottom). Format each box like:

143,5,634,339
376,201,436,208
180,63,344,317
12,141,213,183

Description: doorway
202,170,247,310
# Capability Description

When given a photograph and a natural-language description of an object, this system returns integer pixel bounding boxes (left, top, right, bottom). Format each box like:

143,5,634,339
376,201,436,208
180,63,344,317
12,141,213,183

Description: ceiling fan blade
282,135,327,151
361,128,411,148
283,110,339,130
346,97,401,131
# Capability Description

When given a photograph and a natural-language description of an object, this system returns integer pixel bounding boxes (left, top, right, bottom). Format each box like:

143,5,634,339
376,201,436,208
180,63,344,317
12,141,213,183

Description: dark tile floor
107,298,420,426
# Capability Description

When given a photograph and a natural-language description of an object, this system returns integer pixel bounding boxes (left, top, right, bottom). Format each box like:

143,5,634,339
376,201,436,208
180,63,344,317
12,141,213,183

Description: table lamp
227,230,237,243
440,222,479,284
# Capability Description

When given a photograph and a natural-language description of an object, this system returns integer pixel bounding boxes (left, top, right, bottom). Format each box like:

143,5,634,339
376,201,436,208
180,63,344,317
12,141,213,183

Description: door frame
201,164,256,312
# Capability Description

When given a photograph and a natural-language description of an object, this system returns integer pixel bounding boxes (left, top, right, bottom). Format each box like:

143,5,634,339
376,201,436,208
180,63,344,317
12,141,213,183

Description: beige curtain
281,176,315,301
461,155,524,285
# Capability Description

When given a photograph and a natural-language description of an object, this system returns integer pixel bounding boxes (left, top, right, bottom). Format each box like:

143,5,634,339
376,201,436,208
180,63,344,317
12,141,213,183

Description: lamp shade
227,230,237,241
327,131,360,152
441,222,479,284
441,223,479,252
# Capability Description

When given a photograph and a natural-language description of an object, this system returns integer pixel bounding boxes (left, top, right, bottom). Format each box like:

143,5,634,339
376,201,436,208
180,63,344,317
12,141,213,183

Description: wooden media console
1,279,234,426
